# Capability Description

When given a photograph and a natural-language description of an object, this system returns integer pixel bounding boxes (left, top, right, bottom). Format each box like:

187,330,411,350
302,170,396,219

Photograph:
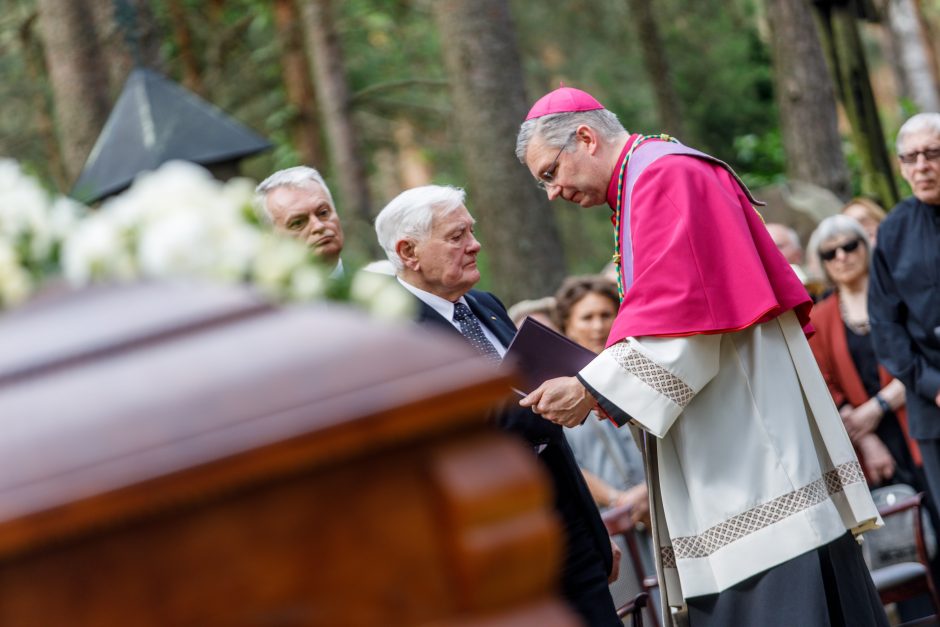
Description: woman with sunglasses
807,215,923,492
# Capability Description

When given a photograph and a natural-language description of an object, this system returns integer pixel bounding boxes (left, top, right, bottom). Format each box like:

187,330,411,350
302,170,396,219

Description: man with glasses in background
870,113,940,513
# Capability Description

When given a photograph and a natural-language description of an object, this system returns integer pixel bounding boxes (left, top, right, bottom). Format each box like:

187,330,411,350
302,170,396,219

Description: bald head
766,223,803,265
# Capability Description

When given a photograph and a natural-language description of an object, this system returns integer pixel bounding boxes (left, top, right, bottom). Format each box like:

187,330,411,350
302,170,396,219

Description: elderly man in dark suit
374,184,621,626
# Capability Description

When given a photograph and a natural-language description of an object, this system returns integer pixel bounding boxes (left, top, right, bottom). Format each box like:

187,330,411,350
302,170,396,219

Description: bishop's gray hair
515,109,626,163
375,185,467,273
896,113,940,154
254,166,335,224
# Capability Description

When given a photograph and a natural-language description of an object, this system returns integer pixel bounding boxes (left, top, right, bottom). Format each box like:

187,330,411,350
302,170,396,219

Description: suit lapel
464,291,517,348
414,290,516,349
415,298,461,336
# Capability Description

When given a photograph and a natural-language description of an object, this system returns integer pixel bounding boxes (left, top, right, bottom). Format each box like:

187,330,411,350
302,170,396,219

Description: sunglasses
898,146,940,165
819,238,862,261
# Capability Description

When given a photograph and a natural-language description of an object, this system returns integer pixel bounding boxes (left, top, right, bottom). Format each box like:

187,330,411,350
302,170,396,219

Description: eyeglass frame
897,146,940,165
536,131,578,191
819,238,863,262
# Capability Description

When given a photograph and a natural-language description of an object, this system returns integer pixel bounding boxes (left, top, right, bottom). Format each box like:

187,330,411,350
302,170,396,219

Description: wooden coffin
0,282,579,627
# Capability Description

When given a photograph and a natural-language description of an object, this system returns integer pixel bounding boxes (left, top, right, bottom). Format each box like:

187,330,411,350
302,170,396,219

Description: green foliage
5,0,909,294
733,129,787,189
510,0,784,279
0,1,55,185
513,0,656,133
339,0,461,197
660,0,778,166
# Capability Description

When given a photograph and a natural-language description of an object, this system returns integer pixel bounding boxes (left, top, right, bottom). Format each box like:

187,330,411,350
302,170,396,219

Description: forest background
2,0,939,304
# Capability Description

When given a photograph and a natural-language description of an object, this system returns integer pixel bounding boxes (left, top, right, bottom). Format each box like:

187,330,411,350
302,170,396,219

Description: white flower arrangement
0,159,413,319
0,159,72,306
59,161,330,301
350,268,415,320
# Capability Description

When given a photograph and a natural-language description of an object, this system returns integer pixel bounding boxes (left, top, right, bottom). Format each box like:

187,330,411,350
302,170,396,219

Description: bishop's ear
576,124,599,154
395,239,419,270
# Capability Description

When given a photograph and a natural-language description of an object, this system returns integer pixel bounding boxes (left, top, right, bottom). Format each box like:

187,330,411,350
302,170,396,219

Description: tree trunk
274,0,323,167
432,0,567,303
392,119,433,189
623,0,685,138
814,1,899,208
86,0,131,99
884,0,940,112
17,11,68,191
300,0,375,255
166,0,205,95
36,0,112,183
88,0,163,95
765,0,851,199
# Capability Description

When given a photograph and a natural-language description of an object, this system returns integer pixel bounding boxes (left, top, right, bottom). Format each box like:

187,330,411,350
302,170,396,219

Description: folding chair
864,485,940,626
602,503,660,627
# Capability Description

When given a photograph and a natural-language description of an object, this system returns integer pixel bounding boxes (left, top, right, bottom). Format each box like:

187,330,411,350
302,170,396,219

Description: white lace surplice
579,311,881,604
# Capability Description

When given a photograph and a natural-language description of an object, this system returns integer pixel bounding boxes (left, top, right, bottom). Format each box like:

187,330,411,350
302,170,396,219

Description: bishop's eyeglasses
536,131,577,190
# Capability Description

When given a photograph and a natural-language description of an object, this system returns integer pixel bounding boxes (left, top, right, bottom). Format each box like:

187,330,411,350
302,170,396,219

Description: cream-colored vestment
579,311,880,608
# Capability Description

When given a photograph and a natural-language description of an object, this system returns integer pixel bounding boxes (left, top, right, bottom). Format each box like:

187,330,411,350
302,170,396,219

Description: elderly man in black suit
374,184,621,626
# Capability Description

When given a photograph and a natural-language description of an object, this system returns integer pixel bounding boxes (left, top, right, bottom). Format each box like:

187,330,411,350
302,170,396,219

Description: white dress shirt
397,278,506,357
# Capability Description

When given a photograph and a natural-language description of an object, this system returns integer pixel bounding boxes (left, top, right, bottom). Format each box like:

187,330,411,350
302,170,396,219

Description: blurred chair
602,503,660,627
863,485,940,626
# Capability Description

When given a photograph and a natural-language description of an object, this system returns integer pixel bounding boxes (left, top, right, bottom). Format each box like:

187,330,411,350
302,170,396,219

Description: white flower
218,177,257,217
350,268,394,303
251,234,311,295
137,210,216,277
74,161,262,287
0,159,64,270
34,197,87,264
368,281,416,320
47,197,86,240
0,240,32,307
288,265,328,300
0,159,393,318
105,161,220,230
0,159,50,242
61,214,135,284
350,269,415,320
212,223,261,282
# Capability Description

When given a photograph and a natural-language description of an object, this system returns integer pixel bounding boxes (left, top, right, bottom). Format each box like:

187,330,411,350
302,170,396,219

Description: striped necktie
453,302,500,361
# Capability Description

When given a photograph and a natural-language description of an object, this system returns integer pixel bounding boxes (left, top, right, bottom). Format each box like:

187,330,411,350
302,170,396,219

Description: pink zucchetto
524,86,605,121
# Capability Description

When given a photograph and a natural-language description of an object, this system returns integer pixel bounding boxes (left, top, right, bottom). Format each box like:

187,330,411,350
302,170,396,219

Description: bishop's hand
520,376,595,427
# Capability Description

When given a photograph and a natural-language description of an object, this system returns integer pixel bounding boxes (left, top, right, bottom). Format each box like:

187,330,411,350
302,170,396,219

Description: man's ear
396,239,419,271
576,124,599,155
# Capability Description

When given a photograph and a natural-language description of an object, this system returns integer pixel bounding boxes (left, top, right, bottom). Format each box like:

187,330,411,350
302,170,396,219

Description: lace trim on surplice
661,461,865,563
608,342,695,408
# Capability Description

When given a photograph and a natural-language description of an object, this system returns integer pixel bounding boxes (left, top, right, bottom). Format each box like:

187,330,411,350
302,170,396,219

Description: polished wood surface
0,282,580,626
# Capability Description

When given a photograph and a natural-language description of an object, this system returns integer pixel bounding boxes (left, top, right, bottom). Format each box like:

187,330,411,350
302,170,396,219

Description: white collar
330,259,344,279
